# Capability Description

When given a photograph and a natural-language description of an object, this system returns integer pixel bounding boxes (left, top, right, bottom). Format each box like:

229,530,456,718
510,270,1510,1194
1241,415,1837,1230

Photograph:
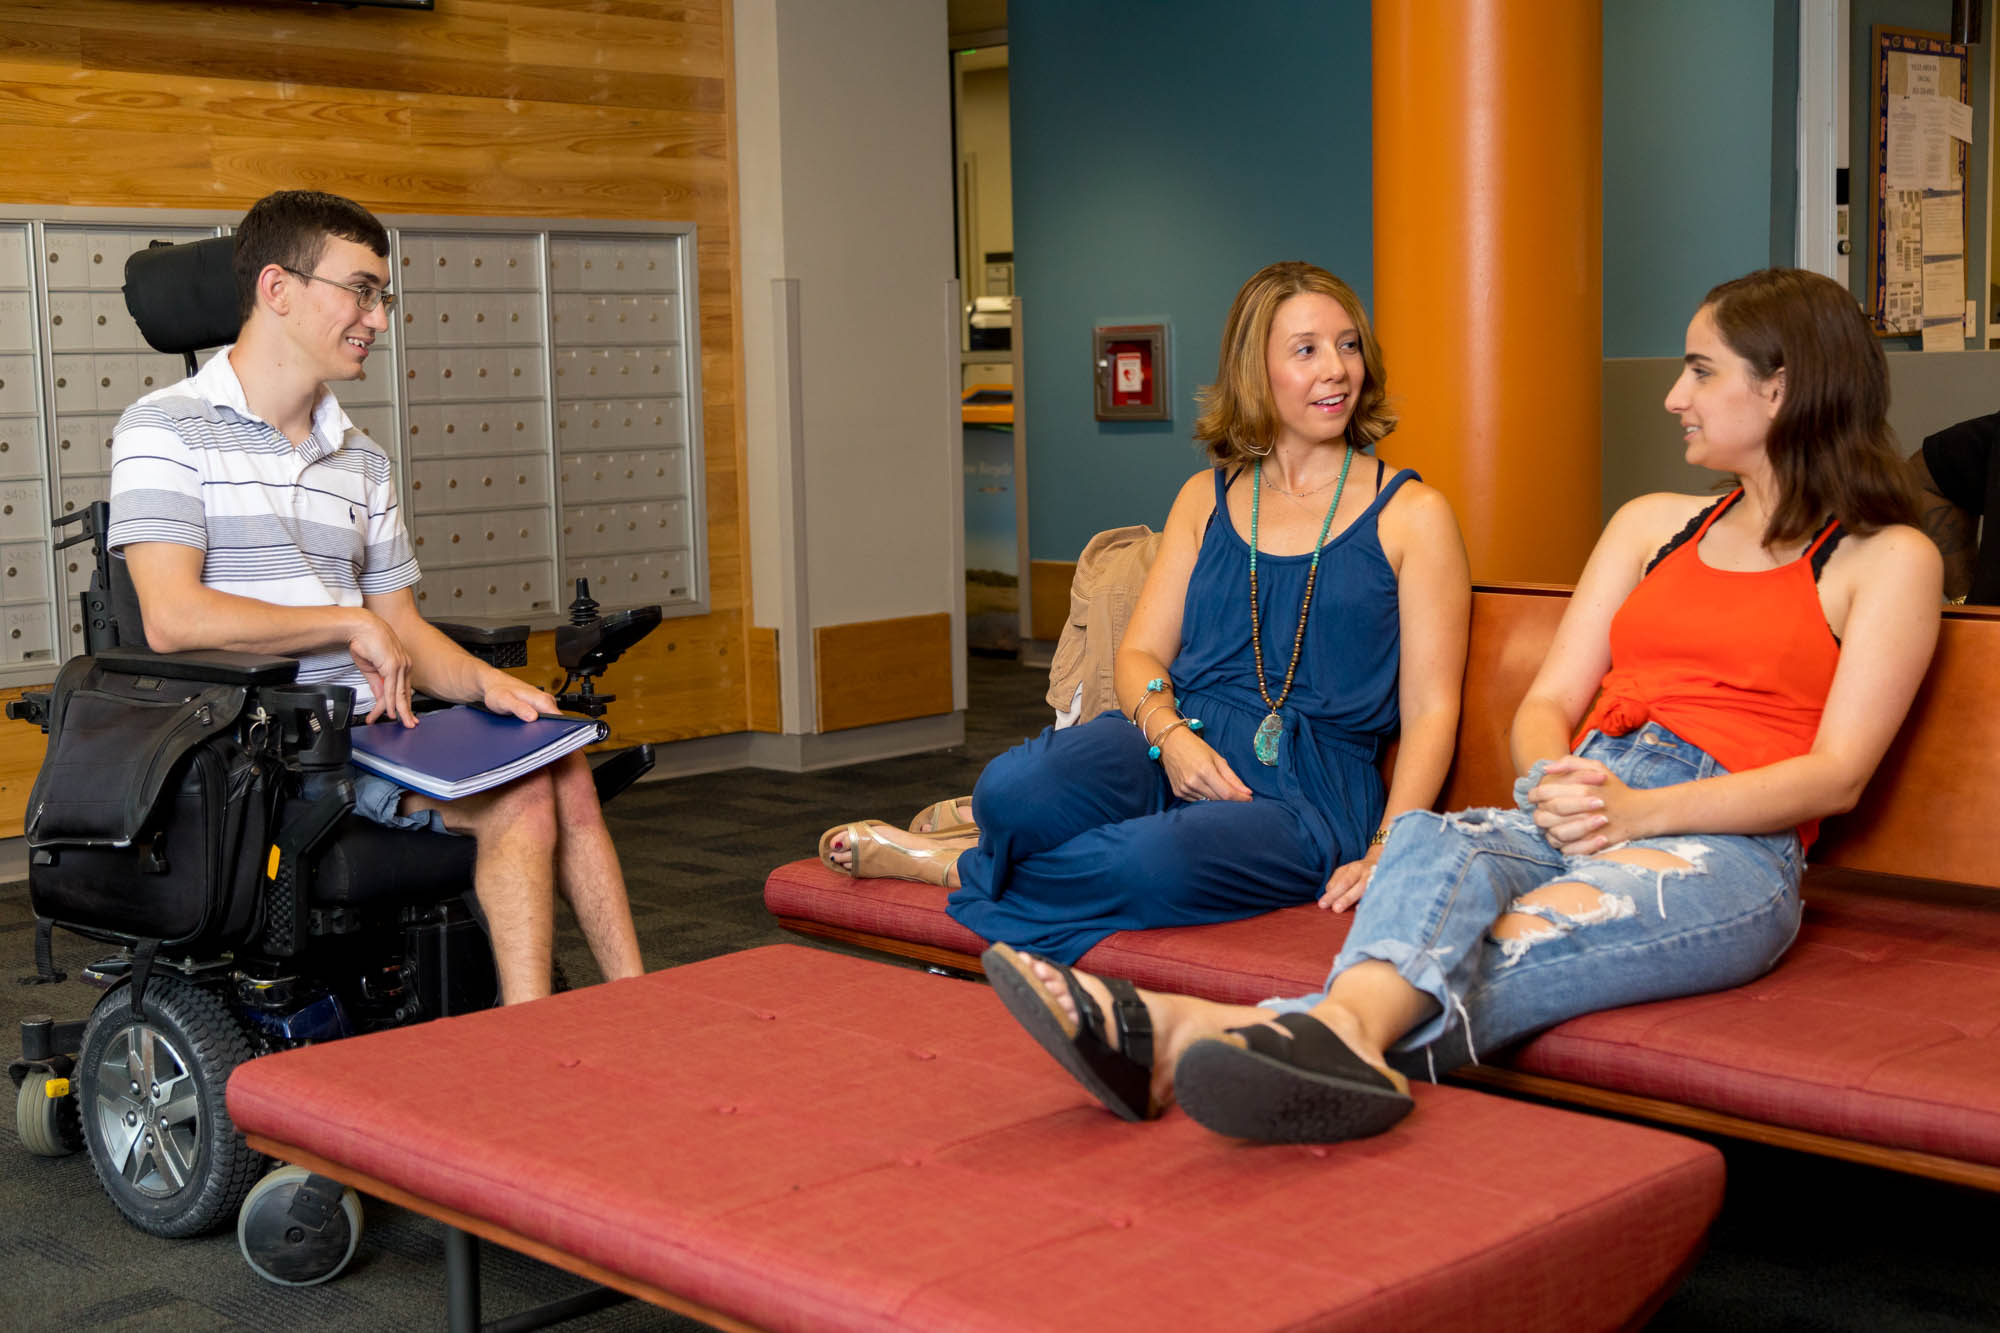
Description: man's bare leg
547,753,643,982
404,770,560,1005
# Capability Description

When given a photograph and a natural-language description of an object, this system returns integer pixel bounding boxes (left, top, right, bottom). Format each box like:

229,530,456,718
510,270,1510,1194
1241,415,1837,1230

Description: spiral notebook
349,706,608,801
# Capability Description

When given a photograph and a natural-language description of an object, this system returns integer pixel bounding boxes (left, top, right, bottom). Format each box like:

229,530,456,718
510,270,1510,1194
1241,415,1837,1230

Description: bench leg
446,1227,482,1333
484,1288,633,1333
443,1223,632,1333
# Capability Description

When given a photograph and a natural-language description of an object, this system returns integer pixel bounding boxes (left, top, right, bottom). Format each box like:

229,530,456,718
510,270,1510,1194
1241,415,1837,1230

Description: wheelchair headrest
123,236,241,357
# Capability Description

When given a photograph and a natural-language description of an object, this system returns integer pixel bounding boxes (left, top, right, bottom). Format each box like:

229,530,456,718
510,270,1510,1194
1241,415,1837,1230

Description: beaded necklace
1248,446,1353,765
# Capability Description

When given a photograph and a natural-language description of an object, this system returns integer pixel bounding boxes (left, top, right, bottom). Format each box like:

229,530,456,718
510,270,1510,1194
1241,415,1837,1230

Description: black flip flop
1175,1013,1413,1143
983,943,1157,1121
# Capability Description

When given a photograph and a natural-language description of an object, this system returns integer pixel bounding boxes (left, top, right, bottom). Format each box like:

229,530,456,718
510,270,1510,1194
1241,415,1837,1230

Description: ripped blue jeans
1267,722,1803,1080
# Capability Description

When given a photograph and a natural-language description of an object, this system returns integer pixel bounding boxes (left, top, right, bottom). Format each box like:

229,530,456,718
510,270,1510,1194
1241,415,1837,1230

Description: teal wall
1006,4,1927,559
1603,0,1789,357
1010,0,1372,564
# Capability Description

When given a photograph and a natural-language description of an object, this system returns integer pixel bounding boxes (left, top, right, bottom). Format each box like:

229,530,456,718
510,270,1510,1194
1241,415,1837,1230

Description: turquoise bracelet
1147,716,1203,760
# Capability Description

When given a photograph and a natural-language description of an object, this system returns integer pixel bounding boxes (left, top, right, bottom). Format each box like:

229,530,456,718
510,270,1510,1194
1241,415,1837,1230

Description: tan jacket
1046,524,1163,720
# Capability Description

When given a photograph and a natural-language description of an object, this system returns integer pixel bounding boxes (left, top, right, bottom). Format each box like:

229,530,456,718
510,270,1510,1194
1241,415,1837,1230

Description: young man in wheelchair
108,190,644,1003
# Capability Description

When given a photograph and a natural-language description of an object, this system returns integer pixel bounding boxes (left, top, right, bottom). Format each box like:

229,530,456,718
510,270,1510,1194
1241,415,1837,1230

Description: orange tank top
1576,490,1842,848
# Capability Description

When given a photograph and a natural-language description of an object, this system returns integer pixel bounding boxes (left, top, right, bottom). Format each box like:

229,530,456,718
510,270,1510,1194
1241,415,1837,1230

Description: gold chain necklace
1248,445,1353,765
1258,462,1341,498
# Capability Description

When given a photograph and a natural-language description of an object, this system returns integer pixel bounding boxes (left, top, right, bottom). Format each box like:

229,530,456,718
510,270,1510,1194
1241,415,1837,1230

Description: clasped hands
1523,755,1653,855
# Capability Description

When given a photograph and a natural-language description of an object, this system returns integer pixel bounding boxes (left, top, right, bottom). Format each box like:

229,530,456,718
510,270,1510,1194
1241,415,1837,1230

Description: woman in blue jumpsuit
819,262,1471,965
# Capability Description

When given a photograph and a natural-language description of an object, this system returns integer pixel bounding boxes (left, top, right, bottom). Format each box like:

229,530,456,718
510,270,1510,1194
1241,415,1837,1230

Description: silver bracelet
1147,716,1200,760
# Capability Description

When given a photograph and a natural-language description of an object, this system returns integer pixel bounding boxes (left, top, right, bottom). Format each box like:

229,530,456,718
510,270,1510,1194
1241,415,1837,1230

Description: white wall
735,0,958,731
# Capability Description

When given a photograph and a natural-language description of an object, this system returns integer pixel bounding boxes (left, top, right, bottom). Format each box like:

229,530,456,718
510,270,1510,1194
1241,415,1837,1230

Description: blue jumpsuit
946,465,1411,964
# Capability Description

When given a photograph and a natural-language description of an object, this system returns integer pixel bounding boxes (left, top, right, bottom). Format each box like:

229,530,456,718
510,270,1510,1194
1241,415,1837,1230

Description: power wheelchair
7,235,662,1286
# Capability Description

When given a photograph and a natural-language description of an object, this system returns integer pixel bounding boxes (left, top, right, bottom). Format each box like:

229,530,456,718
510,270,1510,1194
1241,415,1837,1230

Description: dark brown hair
1702,267,1916,545
232,190,390,325
1193,261,1395,466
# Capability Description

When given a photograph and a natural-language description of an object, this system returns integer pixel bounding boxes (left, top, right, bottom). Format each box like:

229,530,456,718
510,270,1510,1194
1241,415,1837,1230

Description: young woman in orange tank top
981,268,1944,1142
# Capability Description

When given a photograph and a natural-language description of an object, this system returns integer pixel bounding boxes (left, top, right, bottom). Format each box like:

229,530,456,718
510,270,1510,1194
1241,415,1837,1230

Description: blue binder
348,706,609,800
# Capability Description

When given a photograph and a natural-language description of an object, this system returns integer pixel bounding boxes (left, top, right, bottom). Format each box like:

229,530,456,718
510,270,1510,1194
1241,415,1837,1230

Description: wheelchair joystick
553,578,661,719
4,691,48,730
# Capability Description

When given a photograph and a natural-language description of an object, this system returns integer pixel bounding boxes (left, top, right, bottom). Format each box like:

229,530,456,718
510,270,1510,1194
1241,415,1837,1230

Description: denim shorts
351,770,454,836
1268,722,1804,1077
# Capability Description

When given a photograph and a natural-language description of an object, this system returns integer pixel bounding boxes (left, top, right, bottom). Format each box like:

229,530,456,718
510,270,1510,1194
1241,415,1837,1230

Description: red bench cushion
1511,871,2000,1166
229,944,1720,1333
763,858,1346,1004
765,859,2000,1168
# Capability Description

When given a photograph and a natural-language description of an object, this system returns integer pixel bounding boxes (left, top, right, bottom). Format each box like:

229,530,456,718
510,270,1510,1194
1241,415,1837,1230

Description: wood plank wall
0,0,765,828
813,613,953,733
1029,559,1074,643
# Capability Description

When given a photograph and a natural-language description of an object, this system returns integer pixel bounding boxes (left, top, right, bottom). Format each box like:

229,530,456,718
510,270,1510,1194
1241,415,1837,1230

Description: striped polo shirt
107,347,419,706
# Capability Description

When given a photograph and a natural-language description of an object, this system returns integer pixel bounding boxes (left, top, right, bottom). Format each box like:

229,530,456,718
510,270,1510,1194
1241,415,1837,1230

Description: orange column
1372,0,1602,585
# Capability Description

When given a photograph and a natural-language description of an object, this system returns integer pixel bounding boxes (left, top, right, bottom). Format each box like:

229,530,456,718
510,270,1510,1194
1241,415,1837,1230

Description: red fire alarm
1093,322,1170,421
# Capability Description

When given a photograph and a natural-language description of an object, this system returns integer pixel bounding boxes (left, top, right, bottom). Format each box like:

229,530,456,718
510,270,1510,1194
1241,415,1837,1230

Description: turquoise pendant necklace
1249,446,1352,765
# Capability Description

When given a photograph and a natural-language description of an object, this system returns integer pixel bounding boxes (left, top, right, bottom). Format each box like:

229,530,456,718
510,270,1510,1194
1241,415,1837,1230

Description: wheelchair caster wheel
16,1070,83,1157
238,1166,363,1286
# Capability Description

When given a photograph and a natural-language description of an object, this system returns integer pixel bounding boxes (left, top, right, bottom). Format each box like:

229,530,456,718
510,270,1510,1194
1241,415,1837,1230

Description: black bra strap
1808,518,1844,582
1649,497,1844,602
1644,496,1728,576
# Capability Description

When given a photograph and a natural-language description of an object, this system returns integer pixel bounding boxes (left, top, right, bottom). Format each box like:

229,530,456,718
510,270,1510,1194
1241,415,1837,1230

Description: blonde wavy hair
1192,261,1395,466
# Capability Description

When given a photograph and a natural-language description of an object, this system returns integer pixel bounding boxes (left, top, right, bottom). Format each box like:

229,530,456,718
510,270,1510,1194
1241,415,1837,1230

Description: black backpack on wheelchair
7,235,662,1286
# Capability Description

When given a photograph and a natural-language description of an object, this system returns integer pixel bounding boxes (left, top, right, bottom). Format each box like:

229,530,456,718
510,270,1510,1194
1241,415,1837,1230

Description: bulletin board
1866,26,1971,342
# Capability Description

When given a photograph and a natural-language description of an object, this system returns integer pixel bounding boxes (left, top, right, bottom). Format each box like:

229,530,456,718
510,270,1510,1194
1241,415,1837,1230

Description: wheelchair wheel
16,1070,84,1157
77,976,265,1237
237,1165,363,1286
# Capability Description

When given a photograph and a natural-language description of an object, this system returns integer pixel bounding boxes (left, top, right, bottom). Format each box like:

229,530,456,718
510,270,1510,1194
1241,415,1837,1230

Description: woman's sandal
982,942,1159,1121
1174,1013,1413,1143
817,820,965,885
907,795,975,836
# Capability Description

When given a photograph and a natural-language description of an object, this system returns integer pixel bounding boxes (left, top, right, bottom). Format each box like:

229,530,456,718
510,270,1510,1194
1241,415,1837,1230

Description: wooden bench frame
777,584,2000,1191
241,1133,752,1333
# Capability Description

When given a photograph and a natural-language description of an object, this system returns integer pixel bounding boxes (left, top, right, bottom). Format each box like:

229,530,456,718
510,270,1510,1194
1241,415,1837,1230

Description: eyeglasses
282,266,397,314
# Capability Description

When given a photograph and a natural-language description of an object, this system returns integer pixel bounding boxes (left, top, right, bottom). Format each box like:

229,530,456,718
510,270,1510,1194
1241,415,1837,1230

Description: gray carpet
0,655,1992,1331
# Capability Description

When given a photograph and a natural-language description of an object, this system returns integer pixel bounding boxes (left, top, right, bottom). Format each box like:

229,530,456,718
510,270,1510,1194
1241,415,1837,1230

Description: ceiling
948,0,1005,49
